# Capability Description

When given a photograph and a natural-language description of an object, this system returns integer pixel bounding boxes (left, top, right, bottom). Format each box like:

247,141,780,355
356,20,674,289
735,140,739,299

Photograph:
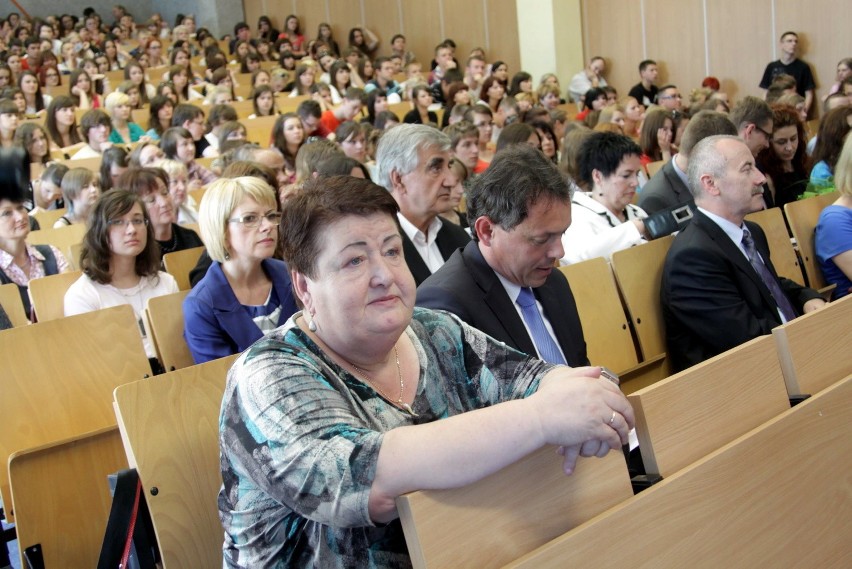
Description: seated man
417,144,588,366
639,110,737,214
376,124,470,286
318,87,365,136
661,135,825,372
443,120,486,184
71,109,112,159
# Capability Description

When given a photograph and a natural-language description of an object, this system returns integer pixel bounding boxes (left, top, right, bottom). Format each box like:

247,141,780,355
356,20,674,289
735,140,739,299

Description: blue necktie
516,287,566,364
742,228,797,322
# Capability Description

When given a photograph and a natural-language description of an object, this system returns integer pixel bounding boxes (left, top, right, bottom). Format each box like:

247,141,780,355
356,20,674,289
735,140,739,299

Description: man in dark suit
376,124,470,285
639,110,737,215
661,135,825,372
417,144,589,366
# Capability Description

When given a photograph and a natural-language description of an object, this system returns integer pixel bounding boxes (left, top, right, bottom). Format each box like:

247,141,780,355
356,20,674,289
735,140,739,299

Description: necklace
349,345,418,417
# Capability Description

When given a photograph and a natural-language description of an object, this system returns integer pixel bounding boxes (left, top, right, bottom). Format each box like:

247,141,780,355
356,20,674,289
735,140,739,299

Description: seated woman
0,149,70,319
64,189,178,372
32,163,68,213
13,122,51,168
756,104,810,207
161,127,217,187
810,106,852,190
117,167,203,260
70,109,112,160
100,146,129,192
815,133,852,299
54,167,100,227
638,108,674,168
561,131,648,264
218,174,632,567
183,176,298,364
156,158,198,225
145,95,174,141
0,99,19,149
105,91,147,144
45,95,84,153
403,84,438,125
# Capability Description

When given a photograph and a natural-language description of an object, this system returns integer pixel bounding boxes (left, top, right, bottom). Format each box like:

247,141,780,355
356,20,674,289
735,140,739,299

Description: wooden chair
30,208,67,230
67,242,83,270
162,246,204,291
113,355,238,569
63,153,103,171
231,96,255,116
397,449,632,569
131,106,151,127
507,375,852,568
628,334,790,478
773,293,852,397
0,282,28,327
275,93,309,114
9,427,127,568
27,223,87,252
645,160,665,178
387,101,411,120
559,258,663,393
611,235,674,383
244,115,277,146
189,187,208,207
146,290,194,371
745,206,803,284
27,270,83,322
784,192,838,290
0,304,151,515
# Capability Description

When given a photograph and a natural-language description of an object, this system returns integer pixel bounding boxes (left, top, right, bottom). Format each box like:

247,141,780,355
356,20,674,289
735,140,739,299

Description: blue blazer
183,259,299,364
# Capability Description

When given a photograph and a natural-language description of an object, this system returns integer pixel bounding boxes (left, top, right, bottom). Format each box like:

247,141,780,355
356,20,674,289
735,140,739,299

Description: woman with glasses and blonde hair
64,189,179,372
183,176,299,364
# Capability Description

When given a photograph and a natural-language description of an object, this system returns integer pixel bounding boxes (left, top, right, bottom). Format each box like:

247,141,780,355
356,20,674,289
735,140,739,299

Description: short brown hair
280,176,399,278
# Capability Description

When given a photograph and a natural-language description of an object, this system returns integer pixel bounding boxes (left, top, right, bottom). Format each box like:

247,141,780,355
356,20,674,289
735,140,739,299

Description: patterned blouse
219,307,553,568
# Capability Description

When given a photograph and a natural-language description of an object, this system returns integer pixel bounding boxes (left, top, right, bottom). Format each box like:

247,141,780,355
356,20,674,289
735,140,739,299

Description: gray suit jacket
638,159,693,215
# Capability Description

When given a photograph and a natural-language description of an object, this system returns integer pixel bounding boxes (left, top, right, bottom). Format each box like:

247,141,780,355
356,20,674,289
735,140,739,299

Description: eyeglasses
753,124,773,139
108,218,148,228
659,94,682,100
228,212,282,228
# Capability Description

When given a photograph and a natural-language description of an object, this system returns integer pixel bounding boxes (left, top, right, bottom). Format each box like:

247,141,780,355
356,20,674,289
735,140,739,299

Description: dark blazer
402,217,471,286
416,241,589,366
183,258,299,364
661,210,821,372
638,159,693,214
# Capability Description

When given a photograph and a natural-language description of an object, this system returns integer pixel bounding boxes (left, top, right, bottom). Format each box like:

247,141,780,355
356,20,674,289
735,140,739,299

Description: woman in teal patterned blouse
218,175,634,568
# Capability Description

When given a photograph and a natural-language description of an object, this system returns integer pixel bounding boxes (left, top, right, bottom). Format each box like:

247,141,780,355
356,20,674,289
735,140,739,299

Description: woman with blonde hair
183,176,299,363
816,134,852,299
155,158,198,224
105,91,146,144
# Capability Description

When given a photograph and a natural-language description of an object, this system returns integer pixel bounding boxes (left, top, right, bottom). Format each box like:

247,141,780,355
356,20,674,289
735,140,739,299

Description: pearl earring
307,314,317,332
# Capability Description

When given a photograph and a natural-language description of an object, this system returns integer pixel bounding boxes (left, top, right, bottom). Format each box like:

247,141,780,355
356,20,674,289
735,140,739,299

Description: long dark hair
757,104,809,182
18,71,46,111
80,189,161,284
45,95,83,148
271,112,303,168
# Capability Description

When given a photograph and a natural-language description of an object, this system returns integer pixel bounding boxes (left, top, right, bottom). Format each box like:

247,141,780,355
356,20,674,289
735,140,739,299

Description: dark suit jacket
183,259,299,364
661,210,821,372
402,217,471,286
638,159,693,214
416,241,589,366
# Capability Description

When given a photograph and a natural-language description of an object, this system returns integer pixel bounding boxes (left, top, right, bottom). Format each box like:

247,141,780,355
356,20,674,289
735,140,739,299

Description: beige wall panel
443,0,487,67
706,0,773,101
643,0,705,99
486,0,521,77
363,0,404,58
774,0,849,100
399,0,444,73
326,0,365,53
243,0,272,31
582,0,643,98
292,0,331,46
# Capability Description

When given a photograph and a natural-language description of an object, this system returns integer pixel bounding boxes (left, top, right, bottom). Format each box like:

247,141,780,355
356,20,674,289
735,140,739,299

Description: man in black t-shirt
627,59,659,108
759,31,816,115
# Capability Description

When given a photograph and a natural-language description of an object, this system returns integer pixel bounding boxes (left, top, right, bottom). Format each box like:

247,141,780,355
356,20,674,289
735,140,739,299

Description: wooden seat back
772,293,852,396
0,304,151,514
113,355,238,569
30,208,68,230
628,334,790,478
745,206,803,284
9,427,127,568
611,235,673,362
508,375,852,568
558,258,638,374
784,192,838,290
146,290,193,371
243,114,277,146
27,270,83,322
27,223,87,253
397,448,632,569
162,246,204,290
0,282,29,326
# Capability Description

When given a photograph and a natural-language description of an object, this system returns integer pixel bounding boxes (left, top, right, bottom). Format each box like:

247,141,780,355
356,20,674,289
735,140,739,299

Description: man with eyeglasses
656,85,683,112
730,96,775,207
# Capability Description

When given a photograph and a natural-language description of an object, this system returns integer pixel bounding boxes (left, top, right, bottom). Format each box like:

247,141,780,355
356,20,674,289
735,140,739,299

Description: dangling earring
307,313,317,332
